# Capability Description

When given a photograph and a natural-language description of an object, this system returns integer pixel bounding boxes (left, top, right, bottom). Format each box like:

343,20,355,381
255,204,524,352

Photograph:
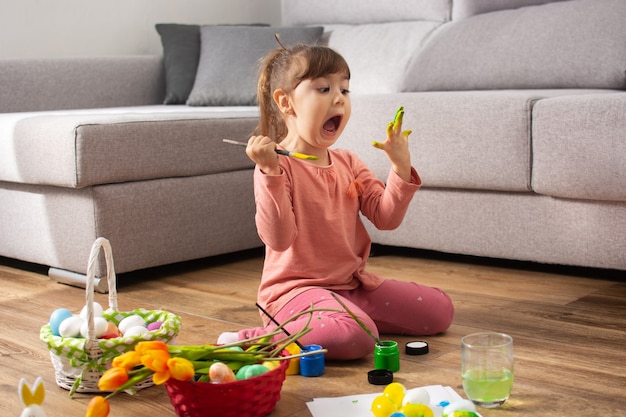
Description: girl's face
284,71,351,154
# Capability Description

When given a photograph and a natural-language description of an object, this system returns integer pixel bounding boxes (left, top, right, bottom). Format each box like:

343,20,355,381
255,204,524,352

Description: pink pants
237,279,454,360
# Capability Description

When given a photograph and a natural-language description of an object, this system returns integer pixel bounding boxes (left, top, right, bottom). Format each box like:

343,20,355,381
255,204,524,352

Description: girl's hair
255,41,350,140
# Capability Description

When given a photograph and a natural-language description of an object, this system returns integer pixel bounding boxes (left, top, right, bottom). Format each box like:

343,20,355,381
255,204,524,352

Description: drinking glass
461,332,514,408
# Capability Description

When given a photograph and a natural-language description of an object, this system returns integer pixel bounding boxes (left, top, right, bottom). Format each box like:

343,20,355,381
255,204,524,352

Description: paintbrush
223,139,318,160
255,302,306,350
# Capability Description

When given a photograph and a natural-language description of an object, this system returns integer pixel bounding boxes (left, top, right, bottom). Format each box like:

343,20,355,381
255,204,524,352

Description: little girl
218,41,454,360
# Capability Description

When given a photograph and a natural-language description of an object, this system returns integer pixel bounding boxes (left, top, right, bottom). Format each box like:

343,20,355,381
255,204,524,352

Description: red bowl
165,359,289,417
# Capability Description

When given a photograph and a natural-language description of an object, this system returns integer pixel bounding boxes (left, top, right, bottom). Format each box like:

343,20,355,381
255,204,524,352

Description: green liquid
462,368,513,407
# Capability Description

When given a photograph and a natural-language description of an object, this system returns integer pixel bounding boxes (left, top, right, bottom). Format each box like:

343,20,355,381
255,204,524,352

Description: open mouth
323,115,342,134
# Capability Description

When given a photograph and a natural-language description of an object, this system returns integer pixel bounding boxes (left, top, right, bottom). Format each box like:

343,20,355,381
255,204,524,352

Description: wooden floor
1,247,624,417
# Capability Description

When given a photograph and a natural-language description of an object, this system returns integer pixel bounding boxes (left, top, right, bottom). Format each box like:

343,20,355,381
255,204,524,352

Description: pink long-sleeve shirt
254,148,421,319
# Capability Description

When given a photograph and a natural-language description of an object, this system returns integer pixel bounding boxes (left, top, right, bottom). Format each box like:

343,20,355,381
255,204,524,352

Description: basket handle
85,237,118,346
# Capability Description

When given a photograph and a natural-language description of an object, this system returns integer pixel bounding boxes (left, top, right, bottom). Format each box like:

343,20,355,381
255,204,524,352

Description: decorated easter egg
404,387,430,407
123,325,149,337
371,394,397,417
444,411,481,417
80,301,103,320
227,346,244,352
146,321,163,331
401,403,434,417
442,400,478,417
49,308,73,336
100,321,121,339
118,315,146,335
209,362,236,383
80,316,108,338
384,382,406,408
262,360,281,371
59,316,84,338
236,364,269,380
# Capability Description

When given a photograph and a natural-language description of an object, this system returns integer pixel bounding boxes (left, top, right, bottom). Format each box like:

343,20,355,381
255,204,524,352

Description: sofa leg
48,267,109,293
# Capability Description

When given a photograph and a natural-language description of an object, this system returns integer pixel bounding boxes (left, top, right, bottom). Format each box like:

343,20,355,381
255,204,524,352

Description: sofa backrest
0,55,164,113
405,0,626,92
283,0,626,94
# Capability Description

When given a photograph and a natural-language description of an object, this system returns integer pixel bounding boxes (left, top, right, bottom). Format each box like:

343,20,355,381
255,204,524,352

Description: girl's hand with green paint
372,106,412,182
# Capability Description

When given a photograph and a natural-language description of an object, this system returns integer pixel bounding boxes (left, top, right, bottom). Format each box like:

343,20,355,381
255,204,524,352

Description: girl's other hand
247,135,282,176
372,107,412,182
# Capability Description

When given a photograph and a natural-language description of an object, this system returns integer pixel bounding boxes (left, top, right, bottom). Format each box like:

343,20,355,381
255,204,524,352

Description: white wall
0,0,282,59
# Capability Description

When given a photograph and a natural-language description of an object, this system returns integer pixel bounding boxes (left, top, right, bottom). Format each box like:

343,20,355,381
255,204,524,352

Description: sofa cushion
532,92,626,202
156,23,272,105
340,91,538,192
323,21,441,95
0,106,258,188
405,0,626,92
339,90,611,193
282,0,451,25
186,26,323,107
156,24,201,105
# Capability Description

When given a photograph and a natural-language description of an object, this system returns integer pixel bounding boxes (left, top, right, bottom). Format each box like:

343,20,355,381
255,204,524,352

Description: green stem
209,306,341,358
331,293,381,345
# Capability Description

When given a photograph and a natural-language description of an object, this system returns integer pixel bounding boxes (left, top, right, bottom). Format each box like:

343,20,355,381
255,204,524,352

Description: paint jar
300,344,325,377
284,343,301,375
374,340,400,372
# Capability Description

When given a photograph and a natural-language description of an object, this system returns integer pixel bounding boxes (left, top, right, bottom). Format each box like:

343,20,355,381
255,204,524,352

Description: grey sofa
0,58,263,290
0,0,624,289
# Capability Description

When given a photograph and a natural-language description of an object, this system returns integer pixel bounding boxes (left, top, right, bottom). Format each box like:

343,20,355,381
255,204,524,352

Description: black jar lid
405,341,429,355
368,369,393,385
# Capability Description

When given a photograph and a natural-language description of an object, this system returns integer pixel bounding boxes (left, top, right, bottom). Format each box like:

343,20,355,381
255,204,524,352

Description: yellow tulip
111,350,141,370
168,357,195,381
151,369,171,385
97,367,129,391
140,348,170,372
86,396,110,417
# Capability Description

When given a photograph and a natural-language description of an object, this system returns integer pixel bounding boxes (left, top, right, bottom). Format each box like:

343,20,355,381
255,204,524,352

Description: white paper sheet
306,384,463,417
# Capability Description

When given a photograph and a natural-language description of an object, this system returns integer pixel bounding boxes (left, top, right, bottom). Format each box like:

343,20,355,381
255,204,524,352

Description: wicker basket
165,359,289,417
40,237,182,394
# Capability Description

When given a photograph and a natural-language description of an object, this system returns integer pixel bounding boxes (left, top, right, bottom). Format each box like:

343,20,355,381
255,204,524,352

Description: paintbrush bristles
222,139,248,147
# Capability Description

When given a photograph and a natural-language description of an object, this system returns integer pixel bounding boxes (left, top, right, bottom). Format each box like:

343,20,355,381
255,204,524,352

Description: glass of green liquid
462,332,514,408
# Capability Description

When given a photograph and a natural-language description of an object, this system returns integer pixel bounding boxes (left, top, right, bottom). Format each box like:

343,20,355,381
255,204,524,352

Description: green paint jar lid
368,369,393,385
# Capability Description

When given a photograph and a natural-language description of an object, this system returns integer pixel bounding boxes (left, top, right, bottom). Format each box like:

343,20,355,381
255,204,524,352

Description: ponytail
256,49,286,140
